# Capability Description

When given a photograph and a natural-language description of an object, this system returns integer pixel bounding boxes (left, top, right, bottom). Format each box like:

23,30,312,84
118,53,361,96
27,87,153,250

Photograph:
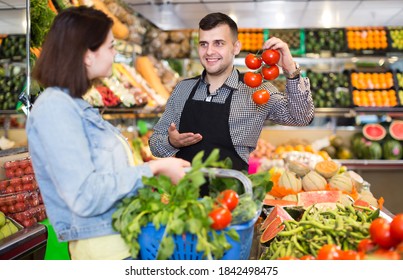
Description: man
149,12,314,171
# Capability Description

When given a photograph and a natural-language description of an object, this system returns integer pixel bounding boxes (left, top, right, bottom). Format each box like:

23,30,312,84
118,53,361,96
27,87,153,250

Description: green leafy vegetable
112,149,240,260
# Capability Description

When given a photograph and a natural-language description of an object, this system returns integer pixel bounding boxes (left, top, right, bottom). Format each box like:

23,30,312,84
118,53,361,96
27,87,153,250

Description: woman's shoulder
30,87,81,117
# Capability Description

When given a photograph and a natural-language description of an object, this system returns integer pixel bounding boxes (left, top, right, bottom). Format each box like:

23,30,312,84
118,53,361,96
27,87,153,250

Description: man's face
198,24,241,77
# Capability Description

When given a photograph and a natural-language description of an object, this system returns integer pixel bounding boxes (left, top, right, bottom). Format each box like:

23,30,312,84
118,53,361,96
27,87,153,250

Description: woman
26,6,190,260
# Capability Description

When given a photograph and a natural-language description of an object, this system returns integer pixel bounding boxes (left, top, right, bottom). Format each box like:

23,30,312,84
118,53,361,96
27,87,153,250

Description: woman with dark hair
26,6,190,260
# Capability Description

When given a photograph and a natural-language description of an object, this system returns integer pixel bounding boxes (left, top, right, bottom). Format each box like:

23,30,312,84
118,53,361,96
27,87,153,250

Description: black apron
176,79,248,172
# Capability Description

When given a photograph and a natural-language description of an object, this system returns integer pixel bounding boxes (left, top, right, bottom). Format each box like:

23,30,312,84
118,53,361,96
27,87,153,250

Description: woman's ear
84,50,93,67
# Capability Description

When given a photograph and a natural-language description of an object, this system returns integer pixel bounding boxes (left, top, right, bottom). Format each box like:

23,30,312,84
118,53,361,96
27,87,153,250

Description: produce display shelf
339,159,403,170
354,106,403,116
0,222,47,259
315,108,355,117
100,106,164,116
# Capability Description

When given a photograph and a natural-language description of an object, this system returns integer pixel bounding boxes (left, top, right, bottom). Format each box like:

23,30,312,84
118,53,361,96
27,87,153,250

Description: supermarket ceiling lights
127,0,403,30
1,0,403,33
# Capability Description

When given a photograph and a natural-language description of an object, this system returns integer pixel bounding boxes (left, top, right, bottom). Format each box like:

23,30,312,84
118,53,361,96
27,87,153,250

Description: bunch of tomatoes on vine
244,49,281,105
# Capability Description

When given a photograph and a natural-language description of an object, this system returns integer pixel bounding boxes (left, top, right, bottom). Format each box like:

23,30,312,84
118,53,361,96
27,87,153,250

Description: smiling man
149,12,314,172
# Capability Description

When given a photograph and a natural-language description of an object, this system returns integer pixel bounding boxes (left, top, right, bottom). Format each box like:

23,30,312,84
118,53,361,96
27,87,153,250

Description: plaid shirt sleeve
266,76,314,126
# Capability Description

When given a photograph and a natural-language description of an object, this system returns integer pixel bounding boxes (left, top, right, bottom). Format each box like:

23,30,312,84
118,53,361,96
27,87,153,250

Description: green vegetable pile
30,0,57,48
112,149,272,260
260,203,380,260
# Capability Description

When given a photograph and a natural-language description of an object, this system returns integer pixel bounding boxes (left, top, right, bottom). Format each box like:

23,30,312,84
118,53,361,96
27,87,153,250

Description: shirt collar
200,67,240,91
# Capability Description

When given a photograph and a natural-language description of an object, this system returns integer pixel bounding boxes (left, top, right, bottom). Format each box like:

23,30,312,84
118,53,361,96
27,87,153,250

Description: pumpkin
302,171,328,191
314,160,339,179
278,170,302,193
328,174,353,193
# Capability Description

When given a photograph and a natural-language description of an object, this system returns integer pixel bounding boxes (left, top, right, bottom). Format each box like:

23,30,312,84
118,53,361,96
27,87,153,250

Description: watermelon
389,120,403,141
297,190,342,207
363,141,383,160
382,139,403,160
362,123,386,141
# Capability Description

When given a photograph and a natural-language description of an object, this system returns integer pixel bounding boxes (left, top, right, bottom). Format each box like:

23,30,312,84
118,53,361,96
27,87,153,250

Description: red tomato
5,169,14,179
217,190,239,211
370,218,399,249
338,250,361,260
317,244,341,260
261,65,280,80
262,49,280,65
252,89,270,105
245,54,262,70
244,72,263,88
396,241,403,253
390,213,403,242
357,238,376,253
209,207,232,230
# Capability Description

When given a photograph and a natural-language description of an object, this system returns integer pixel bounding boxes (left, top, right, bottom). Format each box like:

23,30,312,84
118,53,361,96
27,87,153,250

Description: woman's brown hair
32,6,113,98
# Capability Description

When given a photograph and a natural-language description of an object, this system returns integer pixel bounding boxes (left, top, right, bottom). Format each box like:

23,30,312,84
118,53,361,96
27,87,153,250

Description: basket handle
185,167,253,196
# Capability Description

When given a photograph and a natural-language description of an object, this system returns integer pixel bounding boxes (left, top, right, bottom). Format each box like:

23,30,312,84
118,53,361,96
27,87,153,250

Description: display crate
394,70,403,106
345,27,388,55
350,70,399,108
306,70,352,108
265,29,305,56
387,27,403,52
305,28,346,56
238,28,265,53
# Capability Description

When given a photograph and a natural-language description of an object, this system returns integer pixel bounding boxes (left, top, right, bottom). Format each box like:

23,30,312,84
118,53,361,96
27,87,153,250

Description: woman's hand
262,37,296,73
148,157,191,184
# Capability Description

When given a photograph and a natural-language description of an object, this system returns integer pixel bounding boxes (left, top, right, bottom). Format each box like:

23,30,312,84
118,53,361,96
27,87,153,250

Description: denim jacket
26,87,153,241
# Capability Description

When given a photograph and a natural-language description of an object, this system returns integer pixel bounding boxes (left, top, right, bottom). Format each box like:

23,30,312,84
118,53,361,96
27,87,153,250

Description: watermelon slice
260,217,285,244
263,198,297,207
297,190,342,207
353,199,371,207
362,123,386,141
260,205,294,231
389,120,403,141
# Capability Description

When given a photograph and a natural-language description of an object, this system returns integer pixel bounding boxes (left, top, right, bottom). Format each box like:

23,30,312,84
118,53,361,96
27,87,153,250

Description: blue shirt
26,87,153,241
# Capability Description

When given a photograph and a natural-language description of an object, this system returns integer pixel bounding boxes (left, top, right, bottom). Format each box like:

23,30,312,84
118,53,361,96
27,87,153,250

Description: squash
278,170,302,193
302,171,327,191
314,160,339,179
91,0,129,40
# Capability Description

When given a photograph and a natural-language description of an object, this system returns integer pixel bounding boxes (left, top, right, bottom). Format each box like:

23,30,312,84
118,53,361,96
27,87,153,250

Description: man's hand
262,37,296,74
168,123,203,148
